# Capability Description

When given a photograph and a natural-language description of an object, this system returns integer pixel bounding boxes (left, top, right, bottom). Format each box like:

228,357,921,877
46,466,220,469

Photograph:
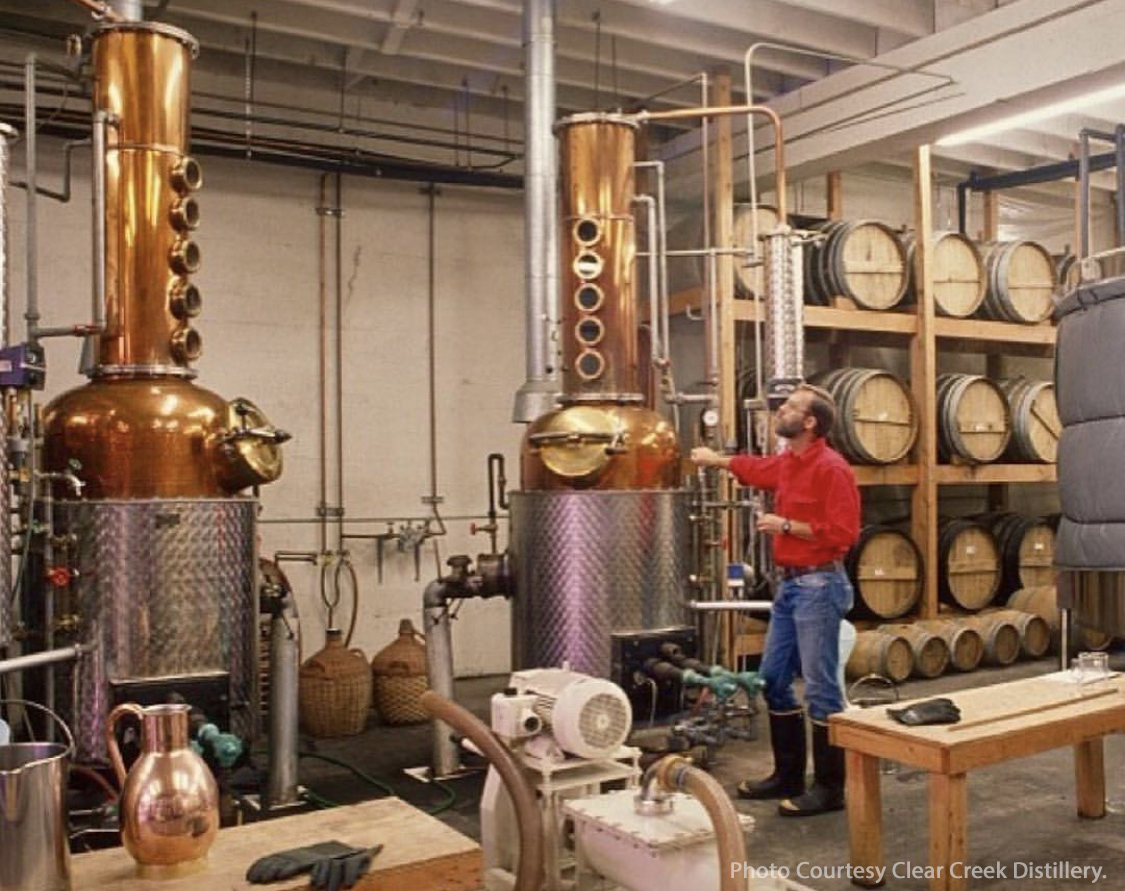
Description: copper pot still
521,114,679,492
106,702,219,878
41,22,285,497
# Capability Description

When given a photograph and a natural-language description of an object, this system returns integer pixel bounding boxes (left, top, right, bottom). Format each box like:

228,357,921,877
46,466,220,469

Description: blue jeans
759,568,854,722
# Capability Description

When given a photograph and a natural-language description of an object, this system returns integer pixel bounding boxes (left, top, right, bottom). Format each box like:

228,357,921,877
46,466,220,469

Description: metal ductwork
511,0,560,423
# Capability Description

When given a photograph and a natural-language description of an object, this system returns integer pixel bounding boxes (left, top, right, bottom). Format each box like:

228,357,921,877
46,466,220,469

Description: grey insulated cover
1055,275,1125,569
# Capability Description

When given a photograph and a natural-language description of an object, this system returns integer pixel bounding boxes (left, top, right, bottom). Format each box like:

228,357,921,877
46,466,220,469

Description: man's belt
778,561,843,580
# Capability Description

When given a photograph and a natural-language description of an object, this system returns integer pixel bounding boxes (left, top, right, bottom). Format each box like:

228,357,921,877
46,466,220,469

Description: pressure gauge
701,408,720,429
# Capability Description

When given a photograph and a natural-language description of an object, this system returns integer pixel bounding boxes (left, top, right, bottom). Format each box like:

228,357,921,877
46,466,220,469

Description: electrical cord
297,751,458,816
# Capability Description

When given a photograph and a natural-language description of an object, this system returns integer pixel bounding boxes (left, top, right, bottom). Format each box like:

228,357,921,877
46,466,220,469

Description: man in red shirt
691,383,860,817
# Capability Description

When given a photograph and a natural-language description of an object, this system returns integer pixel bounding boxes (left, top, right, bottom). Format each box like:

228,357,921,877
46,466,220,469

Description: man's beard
776,416,803,439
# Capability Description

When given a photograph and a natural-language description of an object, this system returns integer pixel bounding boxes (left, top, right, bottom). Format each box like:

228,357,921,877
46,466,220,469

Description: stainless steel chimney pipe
512,0,560,422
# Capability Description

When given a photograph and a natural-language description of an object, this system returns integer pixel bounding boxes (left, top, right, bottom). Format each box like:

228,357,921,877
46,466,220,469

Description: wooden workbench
72,798,482,891
829,673,1125,891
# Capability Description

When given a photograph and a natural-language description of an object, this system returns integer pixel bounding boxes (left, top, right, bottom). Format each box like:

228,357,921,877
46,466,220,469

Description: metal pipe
426,185,439,503
86,112,110,376
65,0,123,21
0,124,11,647
24,56,39,344
108,0,142,21
317,175,329,554
961,152,1117,194
635,161,671,365
634,194,660,365
1116,125,1125,248
633,105,787,222
265,590,301,810
41,476,55,739
957,181,969,235
0,124,11,351
423,580,461,778
1079,130,1091,260
0,644,94,676
512,0,559,422
687,600,773,612
334,173,344,551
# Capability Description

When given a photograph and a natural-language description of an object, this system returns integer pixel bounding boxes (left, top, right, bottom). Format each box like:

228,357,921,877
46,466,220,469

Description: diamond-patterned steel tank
56,498,257,761
510,490,690,677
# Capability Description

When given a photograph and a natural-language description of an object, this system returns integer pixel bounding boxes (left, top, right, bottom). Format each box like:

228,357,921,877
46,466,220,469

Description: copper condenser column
510,114,689,679
40,22,285,760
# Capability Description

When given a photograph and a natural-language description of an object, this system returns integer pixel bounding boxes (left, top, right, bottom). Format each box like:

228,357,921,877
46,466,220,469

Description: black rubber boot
778,719,845,816
736,709,806,800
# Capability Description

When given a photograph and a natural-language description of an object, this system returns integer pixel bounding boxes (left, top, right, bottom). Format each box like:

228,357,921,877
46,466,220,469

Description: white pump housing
492,667,632,760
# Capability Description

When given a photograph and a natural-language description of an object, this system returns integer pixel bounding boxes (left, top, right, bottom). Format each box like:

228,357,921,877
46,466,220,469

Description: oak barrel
981,240,1056,323
904,230,987,317
938,518,1001,611
937,373,1011,464
916,619,984,672
997,378,1059,464
1057,253,1103,292
845,630,914,684
804,219,909,310
812,368,918,465
959,613,1021,666
1007,586,1113,652
882,623,950,678
845,525,923,619
977,511,1056,597
982,607,1051,659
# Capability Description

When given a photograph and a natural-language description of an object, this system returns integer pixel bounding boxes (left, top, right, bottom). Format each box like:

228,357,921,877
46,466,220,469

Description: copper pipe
66,0,123,23
631,105,787,221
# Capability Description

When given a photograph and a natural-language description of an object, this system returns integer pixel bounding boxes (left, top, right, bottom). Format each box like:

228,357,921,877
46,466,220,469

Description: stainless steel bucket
0,701,74,891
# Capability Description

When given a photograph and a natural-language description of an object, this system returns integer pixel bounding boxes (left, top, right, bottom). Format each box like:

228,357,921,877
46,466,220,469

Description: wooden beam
826,171,844,221
911,145,938,620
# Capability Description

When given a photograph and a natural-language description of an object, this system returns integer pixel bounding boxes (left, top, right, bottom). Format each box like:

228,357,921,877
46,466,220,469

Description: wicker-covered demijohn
298,628,373,738
371,618,429,725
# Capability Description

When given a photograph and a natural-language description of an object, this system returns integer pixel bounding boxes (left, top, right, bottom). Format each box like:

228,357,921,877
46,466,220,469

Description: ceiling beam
766,0,935,39
664,0,1125,196
380,0,419,56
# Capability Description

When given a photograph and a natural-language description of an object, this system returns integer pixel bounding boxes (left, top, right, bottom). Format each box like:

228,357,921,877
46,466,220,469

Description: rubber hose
656,755,747,891
418,691,543,891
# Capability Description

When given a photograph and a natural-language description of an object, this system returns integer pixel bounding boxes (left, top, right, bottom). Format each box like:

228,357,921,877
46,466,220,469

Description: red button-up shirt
728,437,861,567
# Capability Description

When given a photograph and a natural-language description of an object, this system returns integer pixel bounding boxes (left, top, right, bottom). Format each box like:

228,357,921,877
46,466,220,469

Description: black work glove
887,697,962,726
246,841,366,884
310,845,382,891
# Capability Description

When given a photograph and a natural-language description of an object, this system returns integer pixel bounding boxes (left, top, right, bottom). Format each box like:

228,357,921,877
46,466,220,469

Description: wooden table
72,798,482,891
829,673,1125,891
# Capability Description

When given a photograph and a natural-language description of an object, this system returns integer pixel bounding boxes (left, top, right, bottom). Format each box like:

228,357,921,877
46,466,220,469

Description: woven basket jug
371,619,429,725
298,629,372,738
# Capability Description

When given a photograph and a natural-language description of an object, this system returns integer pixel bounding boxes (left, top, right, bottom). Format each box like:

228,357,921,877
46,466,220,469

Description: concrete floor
292,655,1125,891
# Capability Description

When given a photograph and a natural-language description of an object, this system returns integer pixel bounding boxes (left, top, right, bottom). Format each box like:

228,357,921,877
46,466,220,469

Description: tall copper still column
510,114,689,678
39,22,284,760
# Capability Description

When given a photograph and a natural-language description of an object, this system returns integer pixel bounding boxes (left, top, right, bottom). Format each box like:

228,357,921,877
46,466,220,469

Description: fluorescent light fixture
937,81,1125,146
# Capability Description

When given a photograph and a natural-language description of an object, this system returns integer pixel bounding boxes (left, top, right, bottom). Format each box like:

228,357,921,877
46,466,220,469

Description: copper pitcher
106,703,218,878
